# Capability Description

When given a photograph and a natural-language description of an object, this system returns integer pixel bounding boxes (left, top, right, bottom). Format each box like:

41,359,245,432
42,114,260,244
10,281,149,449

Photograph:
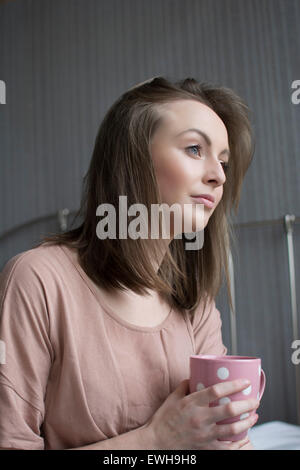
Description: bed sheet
248,420,300,450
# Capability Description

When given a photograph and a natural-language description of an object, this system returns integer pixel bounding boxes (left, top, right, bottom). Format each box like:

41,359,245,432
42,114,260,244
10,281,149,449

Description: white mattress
248,420,300,450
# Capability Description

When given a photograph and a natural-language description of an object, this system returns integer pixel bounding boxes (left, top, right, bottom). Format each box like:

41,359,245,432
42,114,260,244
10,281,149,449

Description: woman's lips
190,196,215,209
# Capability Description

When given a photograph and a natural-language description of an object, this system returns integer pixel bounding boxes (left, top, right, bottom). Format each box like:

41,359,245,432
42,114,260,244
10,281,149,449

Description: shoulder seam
0,250,38,314
0,248,55,364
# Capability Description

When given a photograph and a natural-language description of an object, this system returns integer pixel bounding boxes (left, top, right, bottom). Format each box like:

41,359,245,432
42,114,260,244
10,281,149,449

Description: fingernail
243,379,251,385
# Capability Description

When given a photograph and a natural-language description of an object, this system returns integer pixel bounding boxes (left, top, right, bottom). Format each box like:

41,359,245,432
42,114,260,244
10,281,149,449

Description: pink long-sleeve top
0,243,227,449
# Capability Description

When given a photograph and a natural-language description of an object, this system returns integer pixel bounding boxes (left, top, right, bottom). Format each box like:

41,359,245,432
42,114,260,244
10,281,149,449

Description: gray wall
0,0,299,426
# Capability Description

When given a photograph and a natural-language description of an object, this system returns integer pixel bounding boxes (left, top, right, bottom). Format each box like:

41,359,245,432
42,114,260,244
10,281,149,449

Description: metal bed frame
228,214,299,424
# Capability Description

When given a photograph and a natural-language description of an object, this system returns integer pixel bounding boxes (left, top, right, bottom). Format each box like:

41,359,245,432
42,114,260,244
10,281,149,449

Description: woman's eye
185,145,202,157
186,146,230,173
220,161,230,173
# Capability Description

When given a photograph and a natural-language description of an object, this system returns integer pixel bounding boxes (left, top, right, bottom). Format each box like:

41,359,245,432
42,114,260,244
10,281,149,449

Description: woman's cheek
155,166,185,203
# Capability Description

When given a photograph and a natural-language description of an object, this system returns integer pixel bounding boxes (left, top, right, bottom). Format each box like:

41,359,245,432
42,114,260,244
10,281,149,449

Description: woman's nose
201,158,227,186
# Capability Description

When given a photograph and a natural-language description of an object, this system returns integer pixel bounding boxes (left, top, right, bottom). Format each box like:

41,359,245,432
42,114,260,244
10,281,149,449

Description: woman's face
150,99,230,237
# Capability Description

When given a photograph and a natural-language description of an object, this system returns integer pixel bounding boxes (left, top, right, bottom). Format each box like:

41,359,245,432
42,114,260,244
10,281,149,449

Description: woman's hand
239,437,255,450
146,378,259,450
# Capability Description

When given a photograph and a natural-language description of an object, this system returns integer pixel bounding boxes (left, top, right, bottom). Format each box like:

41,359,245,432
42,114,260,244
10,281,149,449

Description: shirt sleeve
0,252,54,450
191,297,228,356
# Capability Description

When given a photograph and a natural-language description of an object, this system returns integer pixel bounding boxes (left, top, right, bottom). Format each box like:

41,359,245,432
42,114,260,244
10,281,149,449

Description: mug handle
259,368,266,400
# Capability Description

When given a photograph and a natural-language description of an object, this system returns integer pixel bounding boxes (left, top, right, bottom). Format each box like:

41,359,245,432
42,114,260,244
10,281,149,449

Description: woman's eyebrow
175,128,230,160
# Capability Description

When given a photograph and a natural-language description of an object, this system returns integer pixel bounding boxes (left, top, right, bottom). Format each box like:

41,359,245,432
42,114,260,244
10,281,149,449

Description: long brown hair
37,76,255,319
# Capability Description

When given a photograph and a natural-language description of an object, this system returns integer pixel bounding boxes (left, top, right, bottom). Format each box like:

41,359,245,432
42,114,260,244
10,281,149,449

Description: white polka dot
240,412,250,420
196,382,205,391
242,384,252,395
219,397,231,405
217,367,229,380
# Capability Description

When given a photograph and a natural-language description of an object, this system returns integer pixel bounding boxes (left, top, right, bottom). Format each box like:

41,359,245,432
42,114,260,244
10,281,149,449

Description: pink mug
189,355,266,442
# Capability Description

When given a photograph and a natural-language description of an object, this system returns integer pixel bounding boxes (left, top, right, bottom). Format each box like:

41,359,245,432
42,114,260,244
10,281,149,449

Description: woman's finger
209,397,258,423
186,379,251,407
214,413,258,440
210,435,250,450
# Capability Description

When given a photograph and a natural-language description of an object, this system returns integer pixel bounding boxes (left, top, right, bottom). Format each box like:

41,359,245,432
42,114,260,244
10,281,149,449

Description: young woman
0,76,258,450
